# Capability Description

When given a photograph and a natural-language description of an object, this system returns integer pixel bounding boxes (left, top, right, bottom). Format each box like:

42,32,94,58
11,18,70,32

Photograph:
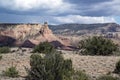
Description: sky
0,0,120,24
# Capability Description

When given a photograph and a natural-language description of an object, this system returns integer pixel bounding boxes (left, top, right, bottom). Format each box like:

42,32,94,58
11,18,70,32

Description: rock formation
0,23,71,50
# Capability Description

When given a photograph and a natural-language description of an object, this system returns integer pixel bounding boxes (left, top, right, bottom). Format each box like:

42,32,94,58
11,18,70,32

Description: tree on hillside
78,36,119,55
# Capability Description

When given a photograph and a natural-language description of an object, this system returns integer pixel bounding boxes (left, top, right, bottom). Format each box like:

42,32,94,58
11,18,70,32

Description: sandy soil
63,53,120,78
0,50,120,79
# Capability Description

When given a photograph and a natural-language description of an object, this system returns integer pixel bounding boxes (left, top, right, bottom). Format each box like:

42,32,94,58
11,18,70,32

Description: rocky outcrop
0,23,71,49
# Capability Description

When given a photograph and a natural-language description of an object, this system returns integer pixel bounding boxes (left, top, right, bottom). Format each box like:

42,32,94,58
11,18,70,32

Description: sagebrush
79,36,118,55
32,42,55,54
27,53,73,80
3,66,19,78
0,55,2,60
0,47,10,53
114,60,120,74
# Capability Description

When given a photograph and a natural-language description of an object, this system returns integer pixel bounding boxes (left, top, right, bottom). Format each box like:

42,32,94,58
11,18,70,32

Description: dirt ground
0,49,120,80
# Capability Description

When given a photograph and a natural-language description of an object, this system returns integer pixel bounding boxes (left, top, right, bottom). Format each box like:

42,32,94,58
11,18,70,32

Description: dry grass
0,49,120,79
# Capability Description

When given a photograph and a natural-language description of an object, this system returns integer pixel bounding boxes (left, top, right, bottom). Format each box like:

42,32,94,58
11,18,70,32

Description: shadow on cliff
50,41,64,48
0,36,16,47
50,40,76,50
21,40,35,48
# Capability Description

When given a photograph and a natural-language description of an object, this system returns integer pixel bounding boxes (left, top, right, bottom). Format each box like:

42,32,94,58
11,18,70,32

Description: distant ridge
49,23,120,36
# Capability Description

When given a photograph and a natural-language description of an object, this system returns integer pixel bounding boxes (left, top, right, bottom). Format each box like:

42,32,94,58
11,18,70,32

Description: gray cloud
70,0,120,16
0,0,76,16
0,0,120,16
0,0,120,24
67,0,112,5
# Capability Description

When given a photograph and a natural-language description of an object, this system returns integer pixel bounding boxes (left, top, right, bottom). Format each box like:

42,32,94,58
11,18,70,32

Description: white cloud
0,0,74,12
54,15,116,24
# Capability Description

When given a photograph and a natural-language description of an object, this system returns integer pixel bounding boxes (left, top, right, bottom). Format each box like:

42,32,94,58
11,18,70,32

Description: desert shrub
32,42,55,54
114,60,120,74
79,36,118,55
0,47,10,54
2,66,19,78
96,75,119,80
27,53,73,80
72,71,89,80
0,55,2,60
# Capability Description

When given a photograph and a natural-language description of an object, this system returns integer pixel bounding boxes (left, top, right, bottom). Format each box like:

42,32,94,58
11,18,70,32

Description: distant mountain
49,23,120,36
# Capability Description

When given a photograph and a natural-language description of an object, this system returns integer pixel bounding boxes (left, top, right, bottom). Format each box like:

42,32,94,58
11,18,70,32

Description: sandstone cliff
0,23,71,49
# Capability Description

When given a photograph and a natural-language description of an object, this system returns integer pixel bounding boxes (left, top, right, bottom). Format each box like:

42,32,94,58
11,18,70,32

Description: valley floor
0,49,120,80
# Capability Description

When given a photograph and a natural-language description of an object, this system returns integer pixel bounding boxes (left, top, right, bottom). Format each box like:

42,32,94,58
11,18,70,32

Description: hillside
1,23,120,49
49,23,120,37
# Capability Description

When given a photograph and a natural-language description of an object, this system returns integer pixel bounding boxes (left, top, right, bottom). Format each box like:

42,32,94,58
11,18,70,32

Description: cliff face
0,24,42,40
0,23,71,49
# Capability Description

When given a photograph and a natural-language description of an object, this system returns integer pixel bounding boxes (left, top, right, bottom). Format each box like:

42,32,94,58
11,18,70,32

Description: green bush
32,42,55,54
0,47,10,54
3,66,19,78
0,55,2,60
79,36,118,55
114,60,120,74
27,53,73,80
72,71,89,80
97,75,119,80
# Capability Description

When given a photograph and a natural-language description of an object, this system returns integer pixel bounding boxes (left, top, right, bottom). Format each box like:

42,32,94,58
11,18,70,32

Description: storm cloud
0,0,120,24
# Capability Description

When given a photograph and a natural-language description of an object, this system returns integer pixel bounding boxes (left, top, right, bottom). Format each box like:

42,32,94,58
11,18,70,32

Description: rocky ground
0,49,120,80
